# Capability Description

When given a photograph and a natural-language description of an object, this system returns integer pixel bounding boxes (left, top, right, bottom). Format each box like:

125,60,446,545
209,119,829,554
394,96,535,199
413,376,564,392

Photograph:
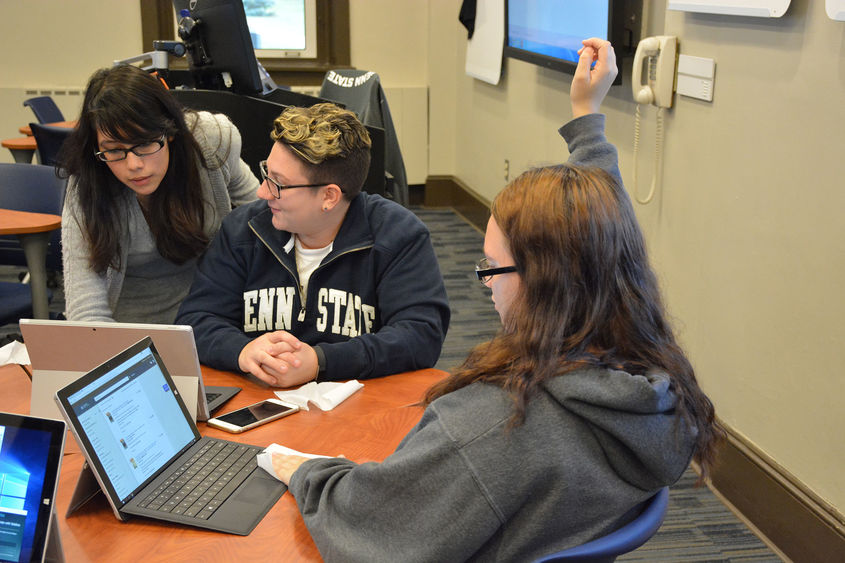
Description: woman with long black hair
60,64,258,323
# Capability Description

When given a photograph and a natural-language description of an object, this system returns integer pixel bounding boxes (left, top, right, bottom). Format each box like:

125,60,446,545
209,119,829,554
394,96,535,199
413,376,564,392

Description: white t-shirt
294,236,332,304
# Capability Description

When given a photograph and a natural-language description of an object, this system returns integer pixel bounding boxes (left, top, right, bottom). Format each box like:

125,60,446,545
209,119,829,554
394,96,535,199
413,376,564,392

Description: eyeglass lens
97,138,165,162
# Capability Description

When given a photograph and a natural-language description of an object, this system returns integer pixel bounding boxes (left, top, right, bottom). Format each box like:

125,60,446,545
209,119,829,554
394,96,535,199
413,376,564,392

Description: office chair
23,96,65,124
29,123,71,167
169,88,387,198
170,89,294,181
319,69,409,206
0,281,46,327
0,163,67,274
534,487,670,562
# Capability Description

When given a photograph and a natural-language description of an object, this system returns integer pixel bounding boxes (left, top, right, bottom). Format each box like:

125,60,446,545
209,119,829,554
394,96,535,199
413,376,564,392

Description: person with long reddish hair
269,38,720,561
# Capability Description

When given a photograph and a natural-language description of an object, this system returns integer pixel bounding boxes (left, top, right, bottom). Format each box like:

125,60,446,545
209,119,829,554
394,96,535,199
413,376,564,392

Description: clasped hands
238,330,319,387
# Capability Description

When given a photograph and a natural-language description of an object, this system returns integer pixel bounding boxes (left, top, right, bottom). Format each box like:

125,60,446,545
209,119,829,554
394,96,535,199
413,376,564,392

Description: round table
0,208,62,318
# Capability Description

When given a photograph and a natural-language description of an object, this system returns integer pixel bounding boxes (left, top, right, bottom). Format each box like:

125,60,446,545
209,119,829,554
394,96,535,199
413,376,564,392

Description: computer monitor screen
504,0,640,84
0,414,65,563
246,0,317,59
172,0,263,95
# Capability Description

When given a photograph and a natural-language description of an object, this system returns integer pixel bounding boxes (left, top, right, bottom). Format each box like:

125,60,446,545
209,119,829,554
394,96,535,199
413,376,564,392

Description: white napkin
257,443,331,481
274,380,363,411
0,341,29,366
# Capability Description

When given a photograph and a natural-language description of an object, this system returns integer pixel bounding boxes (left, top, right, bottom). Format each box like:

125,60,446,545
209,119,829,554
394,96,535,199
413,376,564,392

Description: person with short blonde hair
270,103,371,199
177,103,450,386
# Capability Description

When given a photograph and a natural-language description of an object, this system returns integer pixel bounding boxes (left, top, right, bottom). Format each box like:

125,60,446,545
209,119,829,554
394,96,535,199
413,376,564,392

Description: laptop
0,412,66,563
54,337,285,535
20,319,240,422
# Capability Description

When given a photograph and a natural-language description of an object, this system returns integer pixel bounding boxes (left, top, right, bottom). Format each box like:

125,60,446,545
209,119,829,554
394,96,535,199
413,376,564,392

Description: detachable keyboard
137,441,259,520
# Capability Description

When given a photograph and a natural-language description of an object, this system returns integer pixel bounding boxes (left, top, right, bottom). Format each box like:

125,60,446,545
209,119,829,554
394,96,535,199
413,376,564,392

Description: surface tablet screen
0,413,65,563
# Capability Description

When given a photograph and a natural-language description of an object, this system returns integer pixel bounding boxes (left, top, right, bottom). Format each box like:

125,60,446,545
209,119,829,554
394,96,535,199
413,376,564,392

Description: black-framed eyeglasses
475,257,517,284
95,136,167,162
259,160,331,198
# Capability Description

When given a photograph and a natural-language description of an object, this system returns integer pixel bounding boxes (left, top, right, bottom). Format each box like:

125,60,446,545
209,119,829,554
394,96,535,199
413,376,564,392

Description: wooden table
0,363,448,562
0,208,62,318
2,136,37,163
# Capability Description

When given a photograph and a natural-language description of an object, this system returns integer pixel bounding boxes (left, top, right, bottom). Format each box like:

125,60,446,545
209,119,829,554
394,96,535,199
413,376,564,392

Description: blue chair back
29,123,71,167
0,163,67,272
0,281,47,327
23,96,65,124
534,487,670,562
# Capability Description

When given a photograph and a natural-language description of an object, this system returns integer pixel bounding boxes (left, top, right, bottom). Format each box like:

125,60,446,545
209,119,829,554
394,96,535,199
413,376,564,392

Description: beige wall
428,0,845,514
0,0,142,160
658,3,845,513
1,0,841,516
349,0,429,87
349,1,431,185
0,0,142,85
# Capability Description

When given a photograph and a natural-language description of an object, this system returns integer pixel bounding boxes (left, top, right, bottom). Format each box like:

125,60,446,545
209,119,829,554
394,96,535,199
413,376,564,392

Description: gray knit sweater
62,111,258,323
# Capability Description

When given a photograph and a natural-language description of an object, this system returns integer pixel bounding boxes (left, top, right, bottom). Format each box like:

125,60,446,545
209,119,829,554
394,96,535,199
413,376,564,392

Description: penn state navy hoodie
176,192,450,381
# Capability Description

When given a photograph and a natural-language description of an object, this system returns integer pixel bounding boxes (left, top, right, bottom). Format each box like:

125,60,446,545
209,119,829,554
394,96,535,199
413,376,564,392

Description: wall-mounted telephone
631,36,678,204
632,36,677,108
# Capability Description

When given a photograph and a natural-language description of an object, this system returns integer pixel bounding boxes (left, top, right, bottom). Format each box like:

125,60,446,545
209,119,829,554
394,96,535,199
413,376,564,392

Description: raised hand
570,38,618,118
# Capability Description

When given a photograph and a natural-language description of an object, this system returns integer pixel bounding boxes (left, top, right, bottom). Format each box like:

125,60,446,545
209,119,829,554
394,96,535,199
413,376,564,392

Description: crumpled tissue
257,443,331,481
274,380,363,411
0,340,29,366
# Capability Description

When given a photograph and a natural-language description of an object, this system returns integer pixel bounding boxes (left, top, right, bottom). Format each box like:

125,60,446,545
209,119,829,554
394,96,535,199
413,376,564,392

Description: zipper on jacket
250,224,307,315
299,244,374,323
297,243,374,325
250,223,374,325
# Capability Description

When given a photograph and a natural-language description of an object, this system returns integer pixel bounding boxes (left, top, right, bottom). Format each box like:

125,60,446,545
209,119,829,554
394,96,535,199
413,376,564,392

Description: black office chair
169,88,387,198
170,89,287,181
319,69,408,206
29,123,71,167
0,163,67,274
0,281,46,327
23,96,65,124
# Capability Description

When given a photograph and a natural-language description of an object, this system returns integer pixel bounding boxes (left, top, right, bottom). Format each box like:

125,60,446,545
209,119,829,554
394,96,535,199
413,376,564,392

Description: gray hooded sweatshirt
289,369,695,562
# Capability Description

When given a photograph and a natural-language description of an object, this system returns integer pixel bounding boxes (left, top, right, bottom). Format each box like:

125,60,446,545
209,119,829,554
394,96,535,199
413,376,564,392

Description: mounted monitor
504,0,642,84
246,0,318,59
172,0,263,95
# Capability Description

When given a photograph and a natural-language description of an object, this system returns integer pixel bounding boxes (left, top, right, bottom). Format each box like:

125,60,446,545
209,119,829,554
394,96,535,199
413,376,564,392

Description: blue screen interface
508,0,609,64
67,348,195,503
0,425,52,563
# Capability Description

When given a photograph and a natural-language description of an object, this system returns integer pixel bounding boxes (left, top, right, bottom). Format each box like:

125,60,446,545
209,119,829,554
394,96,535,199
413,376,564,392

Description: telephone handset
631,36,678,205
632,36,677,108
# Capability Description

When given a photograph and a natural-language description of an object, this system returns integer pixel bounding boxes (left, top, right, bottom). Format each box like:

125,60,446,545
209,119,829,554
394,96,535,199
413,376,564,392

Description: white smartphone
206,399,299,433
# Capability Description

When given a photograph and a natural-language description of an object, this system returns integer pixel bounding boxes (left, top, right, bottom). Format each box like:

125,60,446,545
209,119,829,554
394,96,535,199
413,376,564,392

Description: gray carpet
1,206,782,561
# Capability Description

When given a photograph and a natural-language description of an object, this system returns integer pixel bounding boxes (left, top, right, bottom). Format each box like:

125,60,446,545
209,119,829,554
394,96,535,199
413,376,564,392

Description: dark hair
424,164,721,479
270,103,371,200
59,64,209,273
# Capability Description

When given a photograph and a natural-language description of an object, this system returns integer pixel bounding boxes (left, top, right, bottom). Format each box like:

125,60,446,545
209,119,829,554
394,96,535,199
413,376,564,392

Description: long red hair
425,164,721,478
